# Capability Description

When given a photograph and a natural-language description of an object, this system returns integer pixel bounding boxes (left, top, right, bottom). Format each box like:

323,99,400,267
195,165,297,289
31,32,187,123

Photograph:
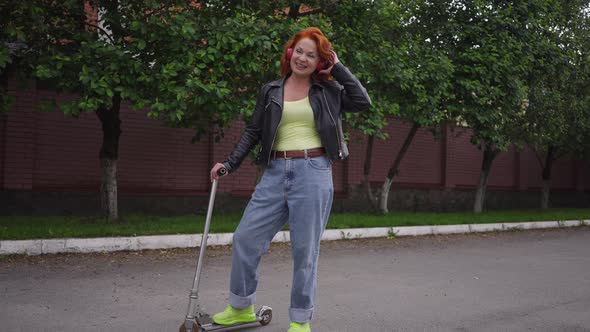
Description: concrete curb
1,219,588,256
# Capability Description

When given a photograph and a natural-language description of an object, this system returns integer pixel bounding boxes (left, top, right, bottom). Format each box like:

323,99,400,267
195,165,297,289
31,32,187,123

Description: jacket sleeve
222,86,267,173
330,62,372,113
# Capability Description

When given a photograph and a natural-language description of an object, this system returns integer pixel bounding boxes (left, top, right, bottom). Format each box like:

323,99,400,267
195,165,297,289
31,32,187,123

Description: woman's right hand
320,50,339,74
210,163,228,181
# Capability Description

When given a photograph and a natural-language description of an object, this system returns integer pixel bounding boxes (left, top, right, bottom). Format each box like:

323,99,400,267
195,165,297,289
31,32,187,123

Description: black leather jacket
223,62,371,173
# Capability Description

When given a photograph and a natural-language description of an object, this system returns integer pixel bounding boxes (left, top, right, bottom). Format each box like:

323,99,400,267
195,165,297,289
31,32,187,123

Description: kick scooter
179,168,272,332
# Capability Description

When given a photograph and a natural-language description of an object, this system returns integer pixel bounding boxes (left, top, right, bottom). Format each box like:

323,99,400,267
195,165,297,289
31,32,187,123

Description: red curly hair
279,27,333,81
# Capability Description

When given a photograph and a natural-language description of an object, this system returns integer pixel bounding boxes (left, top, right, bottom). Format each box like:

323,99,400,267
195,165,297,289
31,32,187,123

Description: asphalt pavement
1,227,589,332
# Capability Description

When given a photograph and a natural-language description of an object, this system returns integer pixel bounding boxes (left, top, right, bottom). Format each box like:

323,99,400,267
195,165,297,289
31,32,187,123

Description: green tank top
273,96,322,151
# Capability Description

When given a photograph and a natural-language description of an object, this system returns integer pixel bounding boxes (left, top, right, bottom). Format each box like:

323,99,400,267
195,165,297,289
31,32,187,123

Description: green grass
328,208,590,228
1,208,589,240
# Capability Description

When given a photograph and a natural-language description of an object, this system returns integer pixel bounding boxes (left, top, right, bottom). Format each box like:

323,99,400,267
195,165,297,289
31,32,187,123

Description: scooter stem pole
193,178,218,294
184,178,219,329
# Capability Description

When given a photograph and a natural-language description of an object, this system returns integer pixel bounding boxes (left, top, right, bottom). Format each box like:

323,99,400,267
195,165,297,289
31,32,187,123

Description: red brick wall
343,130,365,187
3,87,36,190
117,103,211,193
5,86,216,194
361,121,442,187
33,91,101,191
488,145,517,189
579,160,590,191
519,146,543,190
446,127,482,188
2,83,588,198
0,111,5,189
212,119,259,195
551,156,577,190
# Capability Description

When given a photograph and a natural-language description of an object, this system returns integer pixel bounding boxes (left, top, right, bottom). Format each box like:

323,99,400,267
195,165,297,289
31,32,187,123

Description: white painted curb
1,219,588,256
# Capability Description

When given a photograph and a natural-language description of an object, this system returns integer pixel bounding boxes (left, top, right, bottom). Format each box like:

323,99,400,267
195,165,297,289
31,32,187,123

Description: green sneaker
211,304,256,325
288,321,311,332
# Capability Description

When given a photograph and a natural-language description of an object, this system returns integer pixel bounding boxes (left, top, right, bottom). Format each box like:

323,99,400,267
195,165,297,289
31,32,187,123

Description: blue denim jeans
228,155,334,323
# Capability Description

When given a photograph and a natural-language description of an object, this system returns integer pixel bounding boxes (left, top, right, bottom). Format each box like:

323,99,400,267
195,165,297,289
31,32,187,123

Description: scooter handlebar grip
217,167,227,176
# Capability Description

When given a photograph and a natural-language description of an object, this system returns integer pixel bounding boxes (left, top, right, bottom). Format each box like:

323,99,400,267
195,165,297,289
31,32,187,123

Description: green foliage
523,0,590,158
1,0,589,158
324,0,458,139
0,46,10,71
0,1,327,133
396,0,457,127
328,0,403,138
447,1,530,151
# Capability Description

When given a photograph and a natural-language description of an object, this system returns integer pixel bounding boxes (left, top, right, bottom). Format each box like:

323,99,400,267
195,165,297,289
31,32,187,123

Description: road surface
1,227,589,331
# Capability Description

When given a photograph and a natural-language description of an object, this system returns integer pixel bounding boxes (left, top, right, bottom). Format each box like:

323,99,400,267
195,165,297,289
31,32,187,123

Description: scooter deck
200,319,263,331
198,305,272,331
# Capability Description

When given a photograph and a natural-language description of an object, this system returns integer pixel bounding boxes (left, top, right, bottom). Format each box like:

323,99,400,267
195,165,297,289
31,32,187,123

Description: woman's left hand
319,50,339,75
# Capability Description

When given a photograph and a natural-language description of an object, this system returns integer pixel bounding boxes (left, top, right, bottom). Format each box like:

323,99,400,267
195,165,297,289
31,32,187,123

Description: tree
0,1,295,220
324,0,402,211
450,0,535,213
523,0,590,208
374,0,456,213
331,1,453,213
324,0,456,213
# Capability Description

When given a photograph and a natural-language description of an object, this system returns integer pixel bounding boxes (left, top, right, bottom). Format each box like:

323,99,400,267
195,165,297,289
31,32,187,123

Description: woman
209,27,371,332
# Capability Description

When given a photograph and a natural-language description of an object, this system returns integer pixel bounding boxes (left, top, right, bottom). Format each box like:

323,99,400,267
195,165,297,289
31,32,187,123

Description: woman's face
290,38,320,78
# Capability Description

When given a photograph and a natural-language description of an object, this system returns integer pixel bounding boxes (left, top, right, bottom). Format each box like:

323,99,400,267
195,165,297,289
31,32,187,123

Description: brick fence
1,83,589,215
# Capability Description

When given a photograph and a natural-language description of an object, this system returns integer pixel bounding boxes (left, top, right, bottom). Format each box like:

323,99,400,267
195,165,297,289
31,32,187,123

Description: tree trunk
100,158,118,220
379,177,394,213
379,122,420,214
96,95,122,221
540,146,555,209
287,3,302,19
363,135,379,210
473,144,498,213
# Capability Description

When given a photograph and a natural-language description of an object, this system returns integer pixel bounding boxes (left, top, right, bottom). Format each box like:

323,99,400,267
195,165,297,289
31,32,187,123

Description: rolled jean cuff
290,307,314,323
229,291,256,309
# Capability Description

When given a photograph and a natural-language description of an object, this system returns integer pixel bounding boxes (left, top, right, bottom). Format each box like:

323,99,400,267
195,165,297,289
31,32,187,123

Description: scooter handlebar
216,167,227,176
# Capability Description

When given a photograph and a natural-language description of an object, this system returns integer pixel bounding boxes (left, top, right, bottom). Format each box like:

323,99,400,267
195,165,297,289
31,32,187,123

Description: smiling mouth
295,62,308,70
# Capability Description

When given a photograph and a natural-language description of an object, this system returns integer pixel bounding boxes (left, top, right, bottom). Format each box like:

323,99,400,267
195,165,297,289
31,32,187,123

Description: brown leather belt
271,147,326,159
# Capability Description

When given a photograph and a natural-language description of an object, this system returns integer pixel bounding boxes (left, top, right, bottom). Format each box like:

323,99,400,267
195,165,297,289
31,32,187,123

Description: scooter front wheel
257,306,272,326
179,319,200,332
